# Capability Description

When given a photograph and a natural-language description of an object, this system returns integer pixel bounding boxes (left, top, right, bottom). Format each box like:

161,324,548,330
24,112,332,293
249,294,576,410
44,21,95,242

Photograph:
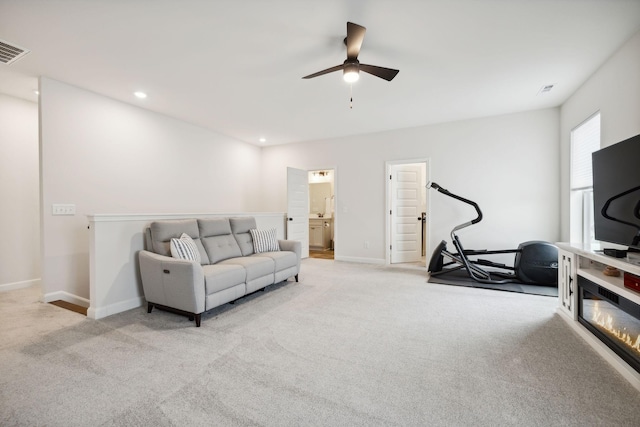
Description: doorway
386,159,430,265
308,169,335,260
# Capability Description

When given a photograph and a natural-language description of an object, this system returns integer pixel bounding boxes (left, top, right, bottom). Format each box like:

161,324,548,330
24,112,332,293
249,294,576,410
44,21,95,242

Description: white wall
39,78,263,301
0,94,40,290
260,108,560,262
560,30,640,241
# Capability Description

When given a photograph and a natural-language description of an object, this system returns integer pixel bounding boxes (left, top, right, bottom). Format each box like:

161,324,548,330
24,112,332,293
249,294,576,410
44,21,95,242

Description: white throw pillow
250,228,279,253
170,233,201,262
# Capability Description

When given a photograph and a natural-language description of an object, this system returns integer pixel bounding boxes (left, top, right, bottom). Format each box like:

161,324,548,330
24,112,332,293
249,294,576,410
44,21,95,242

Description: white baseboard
0,278,40,292
42,291,90,308
87,296,145,320
334,255,386,265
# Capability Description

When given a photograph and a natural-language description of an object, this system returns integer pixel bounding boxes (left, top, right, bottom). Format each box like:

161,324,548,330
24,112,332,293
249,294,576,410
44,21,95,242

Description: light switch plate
52,204,76,215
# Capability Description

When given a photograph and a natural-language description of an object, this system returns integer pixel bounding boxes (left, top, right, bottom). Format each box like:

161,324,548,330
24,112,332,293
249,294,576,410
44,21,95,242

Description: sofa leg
195,314,201,327
147,302,154,313
295,274,299,282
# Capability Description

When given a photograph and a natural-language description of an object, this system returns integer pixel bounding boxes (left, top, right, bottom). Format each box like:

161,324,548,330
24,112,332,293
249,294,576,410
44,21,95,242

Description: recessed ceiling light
259,137,266,143
33,90,39,95
134,91,147,99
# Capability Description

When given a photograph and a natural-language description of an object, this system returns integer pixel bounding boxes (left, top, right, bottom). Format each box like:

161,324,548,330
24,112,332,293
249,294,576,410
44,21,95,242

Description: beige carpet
1,258,639,426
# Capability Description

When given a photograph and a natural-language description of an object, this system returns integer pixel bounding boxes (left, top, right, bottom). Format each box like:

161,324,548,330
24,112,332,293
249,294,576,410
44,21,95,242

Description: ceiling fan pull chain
350,84,353,109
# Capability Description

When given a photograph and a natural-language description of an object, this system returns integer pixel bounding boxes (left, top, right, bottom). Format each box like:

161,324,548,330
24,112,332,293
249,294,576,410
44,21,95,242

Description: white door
287,167,309,258
390,164,423,263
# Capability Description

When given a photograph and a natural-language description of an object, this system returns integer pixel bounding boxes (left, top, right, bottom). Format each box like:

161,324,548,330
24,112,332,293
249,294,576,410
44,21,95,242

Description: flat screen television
592,133,640,252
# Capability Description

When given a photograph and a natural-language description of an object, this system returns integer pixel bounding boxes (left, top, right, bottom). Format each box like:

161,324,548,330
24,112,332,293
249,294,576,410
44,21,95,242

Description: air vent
598,286,619,304
537,84,554,95
0,39,30,65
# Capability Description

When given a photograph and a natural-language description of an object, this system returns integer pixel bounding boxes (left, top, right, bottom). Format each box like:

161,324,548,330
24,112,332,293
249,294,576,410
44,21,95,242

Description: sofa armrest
138,250,205,314
279,239,301,263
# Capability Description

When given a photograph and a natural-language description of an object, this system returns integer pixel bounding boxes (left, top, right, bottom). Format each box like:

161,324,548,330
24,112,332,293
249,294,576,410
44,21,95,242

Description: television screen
592,133,640,250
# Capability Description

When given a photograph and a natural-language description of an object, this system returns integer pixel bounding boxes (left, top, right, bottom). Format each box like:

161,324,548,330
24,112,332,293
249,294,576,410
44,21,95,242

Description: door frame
385,158,431,265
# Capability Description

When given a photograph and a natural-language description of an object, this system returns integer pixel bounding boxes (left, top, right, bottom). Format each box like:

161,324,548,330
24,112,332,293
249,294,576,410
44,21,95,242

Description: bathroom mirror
309,182,332,216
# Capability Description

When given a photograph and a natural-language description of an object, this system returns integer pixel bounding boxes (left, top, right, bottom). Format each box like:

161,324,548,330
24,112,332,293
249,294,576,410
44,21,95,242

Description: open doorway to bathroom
308,169,335,260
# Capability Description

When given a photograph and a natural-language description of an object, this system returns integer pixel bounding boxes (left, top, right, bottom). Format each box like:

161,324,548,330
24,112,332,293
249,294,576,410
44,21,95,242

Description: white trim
334,255,386,265
87,296,145,320
570,109,601,133
42,290,90,307
0,278,40,292
87,212,286,222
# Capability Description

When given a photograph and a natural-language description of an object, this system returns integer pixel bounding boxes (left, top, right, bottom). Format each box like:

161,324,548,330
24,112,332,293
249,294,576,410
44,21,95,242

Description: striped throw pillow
170,233,201,262
250,228,279,254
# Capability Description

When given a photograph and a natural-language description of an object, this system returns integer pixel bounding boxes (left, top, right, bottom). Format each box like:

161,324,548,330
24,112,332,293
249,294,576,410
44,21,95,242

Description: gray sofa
138,217,301,326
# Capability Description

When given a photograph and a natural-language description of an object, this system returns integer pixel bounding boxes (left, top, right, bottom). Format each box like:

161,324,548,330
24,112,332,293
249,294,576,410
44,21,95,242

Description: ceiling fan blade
302,64,344,79
359,64,400,81
346,22,366,60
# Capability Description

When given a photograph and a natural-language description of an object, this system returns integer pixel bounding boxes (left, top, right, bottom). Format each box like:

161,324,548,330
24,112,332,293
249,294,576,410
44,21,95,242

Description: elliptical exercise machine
427,182,558,286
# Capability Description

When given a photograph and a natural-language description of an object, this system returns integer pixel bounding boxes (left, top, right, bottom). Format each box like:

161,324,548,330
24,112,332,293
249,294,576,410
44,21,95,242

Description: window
570,112,600,245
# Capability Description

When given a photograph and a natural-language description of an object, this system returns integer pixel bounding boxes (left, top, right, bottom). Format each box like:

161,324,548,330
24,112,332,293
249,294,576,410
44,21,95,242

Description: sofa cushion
219,256,274,282
198,218,243,264
253,251,297,272
202,264,246,294
170,233,201,262
230,217,257,256
250,228,279,253
150,219,210,264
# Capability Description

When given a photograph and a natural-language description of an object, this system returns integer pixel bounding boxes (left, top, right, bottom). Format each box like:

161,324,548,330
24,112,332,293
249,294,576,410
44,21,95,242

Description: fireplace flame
592,302,640,355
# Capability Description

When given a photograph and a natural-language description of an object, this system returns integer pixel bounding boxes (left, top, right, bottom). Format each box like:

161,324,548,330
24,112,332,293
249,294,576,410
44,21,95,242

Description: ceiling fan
302,22,399,83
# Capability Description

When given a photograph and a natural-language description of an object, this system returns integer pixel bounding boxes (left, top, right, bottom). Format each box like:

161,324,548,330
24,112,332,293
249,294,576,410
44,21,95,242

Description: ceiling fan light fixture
342,68,360,83
343,70,359,83
343,63,360,83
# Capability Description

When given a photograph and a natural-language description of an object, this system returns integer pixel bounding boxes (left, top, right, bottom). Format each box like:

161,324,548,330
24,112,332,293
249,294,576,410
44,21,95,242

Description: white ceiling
1,0,640,146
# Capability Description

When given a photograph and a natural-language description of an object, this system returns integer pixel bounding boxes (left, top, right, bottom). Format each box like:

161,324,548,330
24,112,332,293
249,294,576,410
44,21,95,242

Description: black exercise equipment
427,182,558,286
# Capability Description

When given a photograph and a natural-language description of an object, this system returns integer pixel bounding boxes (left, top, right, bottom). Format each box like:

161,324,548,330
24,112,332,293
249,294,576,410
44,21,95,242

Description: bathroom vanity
309,218,332,250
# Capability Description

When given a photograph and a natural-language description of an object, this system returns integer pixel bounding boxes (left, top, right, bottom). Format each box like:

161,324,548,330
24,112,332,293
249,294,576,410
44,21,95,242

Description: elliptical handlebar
427,182,483,224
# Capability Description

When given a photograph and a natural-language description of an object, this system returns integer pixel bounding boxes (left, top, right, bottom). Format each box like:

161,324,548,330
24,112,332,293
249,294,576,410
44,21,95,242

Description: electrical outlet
52,204,76,215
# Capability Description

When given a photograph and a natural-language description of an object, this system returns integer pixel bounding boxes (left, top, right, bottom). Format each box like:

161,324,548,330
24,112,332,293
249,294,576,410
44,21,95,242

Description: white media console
556,242,640,391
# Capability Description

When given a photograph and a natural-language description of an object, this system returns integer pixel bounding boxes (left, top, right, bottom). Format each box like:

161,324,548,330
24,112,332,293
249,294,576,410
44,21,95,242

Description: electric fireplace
578,276,640,373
